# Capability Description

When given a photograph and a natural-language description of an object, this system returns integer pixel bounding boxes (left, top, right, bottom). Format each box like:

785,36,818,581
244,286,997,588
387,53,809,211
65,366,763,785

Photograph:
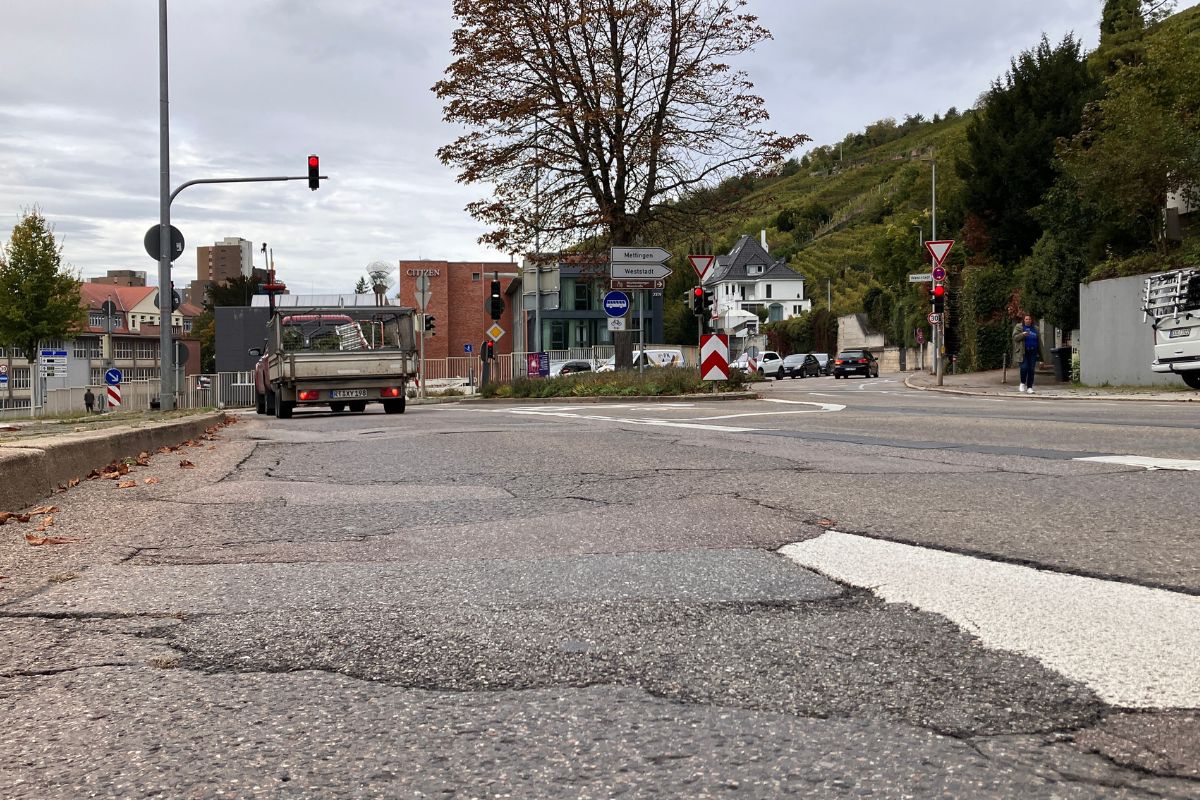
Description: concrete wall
1079,275,1176,386
837,315,885,352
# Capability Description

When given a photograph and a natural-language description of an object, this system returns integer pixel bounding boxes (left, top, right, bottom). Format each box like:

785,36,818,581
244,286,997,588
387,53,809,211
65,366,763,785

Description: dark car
812,353,833,375
782,353,821,379
833,349,879,379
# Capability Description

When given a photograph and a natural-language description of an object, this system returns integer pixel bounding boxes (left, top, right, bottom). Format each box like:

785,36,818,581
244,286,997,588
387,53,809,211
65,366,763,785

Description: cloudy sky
1,1,1192,293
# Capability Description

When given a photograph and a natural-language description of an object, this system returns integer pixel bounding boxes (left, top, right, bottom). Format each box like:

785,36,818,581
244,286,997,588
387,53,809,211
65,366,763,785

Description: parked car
596,349,687,372
549,359,592,377
782,353,821,379
833,349,880,379
755,351,784,379
811,353,833,375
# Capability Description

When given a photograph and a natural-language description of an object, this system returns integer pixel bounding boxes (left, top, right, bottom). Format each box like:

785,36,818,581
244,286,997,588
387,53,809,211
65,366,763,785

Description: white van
596,349,687,372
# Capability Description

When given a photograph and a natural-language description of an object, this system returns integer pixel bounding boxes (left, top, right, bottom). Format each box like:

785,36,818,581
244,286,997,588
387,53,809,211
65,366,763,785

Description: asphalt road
2,374,1198,798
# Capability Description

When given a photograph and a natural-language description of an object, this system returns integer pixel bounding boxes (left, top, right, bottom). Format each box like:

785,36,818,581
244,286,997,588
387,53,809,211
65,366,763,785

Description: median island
478,368,756,399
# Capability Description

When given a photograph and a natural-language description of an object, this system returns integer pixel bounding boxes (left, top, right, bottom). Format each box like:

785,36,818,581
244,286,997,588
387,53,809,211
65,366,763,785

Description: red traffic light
932,283,946,297
307,154,320,190
693,287,703,298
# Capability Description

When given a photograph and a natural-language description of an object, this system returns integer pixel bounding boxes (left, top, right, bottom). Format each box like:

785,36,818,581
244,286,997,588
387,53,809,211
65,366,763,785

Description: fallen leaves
144,477,160,485
117,480,137,489
28,506,59,515
25,533,80,546
179,459,195,469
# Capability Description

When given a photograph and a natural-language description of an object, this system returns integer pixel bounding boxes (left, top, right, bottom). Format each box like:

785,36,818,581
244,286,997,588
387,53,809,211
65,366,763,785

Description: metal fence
0,346,702,417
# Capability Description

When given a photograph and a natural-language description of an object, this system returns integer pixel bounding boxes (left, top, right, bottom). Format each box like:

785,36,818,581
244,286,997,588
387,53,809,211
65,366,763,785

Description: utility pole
157,0,174,411
932,156,943,387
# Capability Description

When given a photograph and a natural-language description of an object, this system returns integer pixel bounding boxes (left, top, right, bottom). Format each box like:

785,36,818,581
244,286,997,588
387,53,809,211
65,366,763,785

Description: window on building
89,312,106,327
183,318,193,333
549,320,567,351
90,367,103,386
765,284,772,298
136,340,158,359
471,272,480,281
114,339,133,359
793,305,802,315
574,280,591,311
11,367,30,388
739,285,746,300
73,338,102,359
573,321,590,348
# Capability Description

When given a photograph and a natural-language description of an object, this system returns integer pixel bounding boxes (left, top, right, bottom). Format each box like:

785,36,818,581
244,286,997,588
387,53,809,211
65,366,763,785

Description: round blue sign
104,368,123,386
603,291,630,318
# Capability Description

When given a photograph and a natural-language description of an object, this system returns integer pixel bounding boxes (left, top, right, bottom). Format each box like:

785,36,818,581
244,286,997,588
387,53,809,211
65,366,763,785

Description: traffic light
307,154,320,190
932,282,945,314
483,340,495,360
489,279,504,320
700,286,715,318
691,286,704,317
424,314,436,335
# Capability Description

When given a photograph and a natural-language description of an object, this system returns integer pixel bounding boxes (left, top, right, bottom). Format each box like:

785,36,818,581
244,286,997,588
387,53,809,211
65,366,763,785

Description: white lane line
781,532,1200,708
499,408,757,433
1074,455,1200,471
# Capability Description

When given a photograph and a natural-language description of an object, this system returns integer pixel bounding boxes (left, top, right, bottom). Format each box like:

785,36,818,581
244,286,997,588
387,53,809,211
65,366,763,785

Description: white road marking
781,532,1200,708
1074,455,1200,471
499,407,758,432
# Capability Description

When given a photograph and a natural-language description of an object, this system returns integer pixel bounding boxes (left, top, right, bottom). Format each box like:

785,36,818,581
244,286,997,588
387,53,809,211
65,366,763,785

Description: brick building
395,261,519,359
191,237,255,308
88,269,147,287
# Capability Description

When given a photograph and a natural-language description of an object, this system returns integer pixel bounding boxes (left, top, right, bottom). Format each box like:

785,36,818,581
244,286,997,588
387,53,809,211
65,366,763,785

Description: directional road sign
925,239,954,267
928,312,942,325
908,273,933,283
610,278,664,290
610,262,673,280
610,246,670,264
105,368,123,386
700,334,730,381
602,291,630,318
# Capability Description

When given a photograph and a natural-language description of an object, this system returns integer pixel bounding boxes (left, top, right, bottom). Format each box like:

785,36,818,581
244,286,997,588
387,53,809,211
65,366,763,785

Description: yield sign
700,334,729,381
925,239,954,267
688,255,716,280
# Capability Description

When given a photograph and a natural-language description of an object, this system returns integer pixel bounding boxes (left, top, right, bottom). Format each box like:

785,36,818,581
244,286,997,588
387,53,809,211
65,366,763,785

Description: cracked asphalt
1,377,1199,798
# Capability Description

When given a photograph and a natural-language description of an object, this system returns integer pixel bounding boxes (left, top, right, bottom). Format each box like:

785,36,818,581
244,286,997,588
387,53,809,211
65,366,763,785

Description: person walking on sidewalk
1013,314,1040,394
83,387,95,413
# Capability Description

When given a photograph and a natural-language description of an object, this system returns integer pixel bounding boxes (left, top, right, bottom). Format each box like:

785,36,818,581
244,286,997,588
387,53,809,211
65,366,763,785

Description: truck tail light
298,390,320,401
380,387,401,398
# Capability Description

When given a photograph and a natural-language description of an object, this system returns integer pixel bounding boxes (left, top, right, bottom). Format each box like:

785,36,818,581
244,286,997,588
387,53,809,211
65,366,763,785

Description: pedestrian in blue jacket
1013,314,1040,394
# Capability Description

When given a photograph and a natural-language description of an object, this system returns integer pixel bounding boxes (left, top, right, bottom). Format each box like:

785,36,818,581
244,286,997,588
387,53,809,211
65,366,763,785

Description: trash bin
1051,346,1072,382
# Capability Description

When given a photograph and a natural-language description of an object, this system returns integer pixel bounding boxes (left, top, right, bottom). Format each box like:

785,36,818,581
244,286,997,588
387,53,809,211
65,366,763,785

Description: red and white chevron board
106,384,121,408
700,334,729,381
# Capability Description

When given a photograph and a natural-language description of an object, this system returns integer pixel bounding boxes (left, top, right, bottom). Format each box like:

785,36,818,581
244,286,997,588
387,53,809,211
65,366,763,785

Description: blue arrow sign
105,368,123,386
603,291,630,318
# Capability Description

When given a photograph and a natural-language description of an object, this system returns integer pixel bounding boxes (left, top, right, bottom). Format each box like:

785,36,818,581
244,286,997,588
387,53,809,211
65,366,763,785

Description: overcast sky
1,1,1193,293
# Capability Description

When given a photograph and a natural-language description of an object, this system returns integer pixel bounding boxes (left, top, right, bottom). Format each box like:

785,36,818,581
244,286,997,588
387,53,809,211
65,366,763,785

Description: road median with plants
477,368,756,400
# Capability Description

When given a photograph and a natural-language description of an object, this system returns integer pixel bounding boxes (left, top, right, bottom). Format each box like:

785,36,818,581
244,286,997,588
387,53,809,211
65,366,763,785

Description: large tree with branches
434,0,805,253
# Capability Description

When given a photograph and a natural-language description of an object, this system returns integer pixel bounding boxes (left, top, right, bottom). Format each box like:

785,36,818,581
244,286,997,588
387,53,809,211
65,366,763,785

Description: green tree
956,35,1097,264
1060,23,1200,254
0,209,85,360
205,273,262,309
191,311,216,373
354,276,369,294
1090,0,1176,75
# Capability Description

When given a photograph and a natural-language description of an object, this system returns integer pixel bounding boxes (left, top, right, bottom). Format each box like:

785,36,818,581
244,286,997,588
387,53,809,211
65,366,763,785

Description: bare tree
434,0,806,252
366,262,394,305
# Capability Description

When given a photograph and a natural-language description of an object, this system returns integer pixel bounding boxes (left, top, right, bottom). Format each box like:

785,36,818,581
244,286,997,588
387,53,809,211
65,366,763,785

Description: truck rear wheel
329,402,346,413
275,398,293,419
1183,372,1200,390
349,401,367,413
384,397,406,414
255,392,266,414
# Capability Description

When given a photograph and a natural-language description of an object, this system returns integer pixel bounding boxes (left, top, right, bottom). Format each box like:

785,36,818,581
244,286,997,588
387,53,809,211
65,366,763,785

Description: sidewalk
904,368,1199,402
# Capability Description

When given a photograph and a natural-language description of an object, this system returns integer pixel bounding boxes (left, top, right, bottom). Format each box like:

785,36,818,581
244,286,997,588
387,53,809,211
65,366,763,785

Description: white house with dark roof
703,235,812,328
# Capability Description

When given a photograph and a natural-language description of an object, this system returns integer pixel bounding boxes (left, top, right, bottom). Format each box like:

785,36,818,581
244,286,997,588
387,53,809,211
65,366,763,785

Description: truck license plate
329,389,367,398
1169,328,1190,338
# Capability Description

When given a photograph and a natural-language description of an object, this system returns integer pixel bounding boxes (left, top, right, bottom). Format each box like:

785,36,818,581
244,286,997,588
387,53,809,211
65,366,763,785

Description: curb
903,374,1197,402
0,411,229,512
